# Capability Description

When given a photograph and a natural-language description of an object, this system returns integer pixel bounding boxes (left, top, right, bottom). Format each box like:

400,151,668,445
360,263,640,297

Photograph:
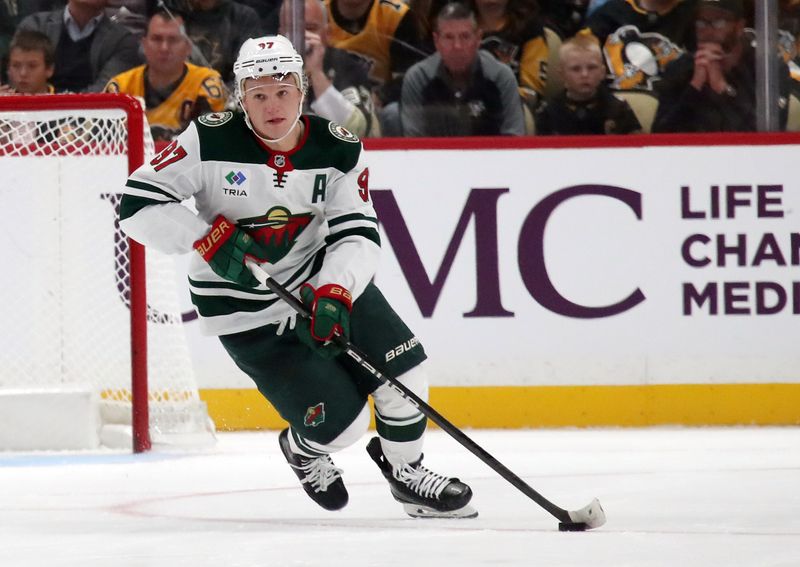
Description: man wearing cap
653,0,791,131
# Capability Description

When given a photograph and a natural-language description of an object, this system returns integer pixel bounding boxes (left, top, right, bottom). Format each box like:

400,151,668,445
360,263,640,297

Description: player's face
560,47,605,100
434,18,481,76
142,15,191,73
7,48,53,94
241,75,303,140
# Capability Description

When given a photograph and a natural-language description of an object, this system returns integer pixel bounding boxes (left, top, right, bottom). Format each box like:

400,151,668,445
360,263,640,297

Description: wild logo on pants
304,402,326,427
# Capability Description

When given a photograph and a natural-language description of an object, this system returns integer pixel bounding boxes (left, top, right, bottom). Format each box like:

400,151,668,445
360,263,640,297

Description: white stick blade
568,497,606,529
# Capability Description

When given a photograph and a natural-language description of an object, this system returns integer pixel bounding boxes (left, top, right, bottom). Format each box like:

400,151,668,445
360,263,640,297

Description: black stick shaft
258,272,572,523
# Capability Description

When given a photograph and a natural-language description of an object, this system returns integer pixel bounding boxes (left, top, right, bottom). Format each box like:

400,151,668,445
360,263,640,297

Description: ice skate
279,428,348,511
366,436,477,518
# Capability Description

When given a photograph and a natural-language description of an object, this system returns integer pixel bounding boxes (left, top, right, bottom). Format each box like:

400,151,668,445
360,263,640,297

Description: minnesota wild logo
304,402,325,427
239,206,313,263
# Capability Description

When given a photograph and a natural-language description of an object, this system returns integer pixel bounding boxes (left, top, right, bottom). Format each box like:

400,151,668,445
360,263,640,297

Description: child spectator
535,32,641,134
0,30,56,94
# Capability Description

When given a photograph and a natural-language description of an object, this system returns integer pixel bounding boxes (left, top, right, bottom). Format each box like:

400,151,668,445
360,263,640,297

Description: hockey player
118,34,476,519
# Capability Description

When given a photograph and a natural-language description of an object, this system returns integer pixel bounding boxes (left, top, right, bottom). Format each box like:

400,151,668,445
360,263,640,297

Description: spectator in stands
535,32,641,134
15,0,153,35
163,0,262,85
104,10,226,141
777,0,800,96
17,0,142,93
468,0,549,112
652,0,790,132
0,29,80,146
279,0,380,137
326,0,430,105
400,2,525,136
0,30,56,94
1,0,19,80
586,0,698,91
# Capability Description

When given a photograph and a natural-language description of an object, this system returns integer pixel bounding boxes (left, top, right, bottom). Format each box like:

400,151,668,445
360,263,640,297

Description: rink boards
175,134,800,428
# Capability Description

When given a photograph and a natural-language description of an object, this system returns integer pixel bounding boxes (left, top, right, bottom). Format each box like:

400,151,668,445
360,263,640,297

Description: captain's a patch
328,122,359,143
198,111,234,127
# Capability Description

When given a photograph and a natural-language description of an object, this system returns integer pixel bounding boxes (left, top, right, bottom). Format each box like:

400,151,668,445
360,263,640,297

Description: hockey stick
246,261,606,531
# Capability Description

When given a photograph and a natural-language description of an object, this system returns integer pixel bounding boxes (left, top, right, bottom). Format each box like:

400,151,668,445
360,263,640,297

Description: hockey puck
558,522,588,532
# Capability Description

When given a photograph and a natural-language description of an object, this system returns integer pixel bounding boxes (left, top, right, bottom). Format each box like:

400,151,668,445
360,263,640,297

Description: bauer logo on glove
193,215,270,287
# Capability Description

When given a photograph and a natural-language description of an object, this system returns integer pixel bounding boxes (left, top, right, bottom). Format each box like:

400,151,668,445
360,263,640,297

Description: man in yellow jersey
326,0,429,105
105,9,226,141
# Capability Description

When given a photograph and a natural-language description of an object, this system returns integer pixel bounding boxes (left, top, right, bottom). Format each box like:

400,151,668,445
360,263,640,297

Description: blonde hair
559,30,603,62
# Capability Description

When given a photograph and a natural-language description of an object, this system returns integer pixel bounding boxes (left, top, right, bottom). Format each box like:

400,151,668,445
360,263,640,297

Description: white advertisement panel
175,139,800,388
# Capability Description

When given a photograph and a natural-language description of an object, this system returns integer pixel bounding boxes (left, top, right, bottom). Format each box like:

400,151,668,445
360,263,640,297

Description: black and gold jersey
480,18,549,104
326,0,411,85
105,63,226,141
586,0,698,91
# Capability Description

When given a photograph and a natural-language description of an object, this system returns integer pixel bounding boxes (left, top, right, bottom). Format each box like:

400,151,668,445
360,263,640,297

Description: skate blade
402,502,478,519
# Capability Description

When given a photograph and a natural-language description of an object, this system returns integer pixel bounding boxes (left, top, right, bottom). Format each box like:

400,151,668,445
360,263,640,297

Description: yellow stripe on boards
198,383,800,431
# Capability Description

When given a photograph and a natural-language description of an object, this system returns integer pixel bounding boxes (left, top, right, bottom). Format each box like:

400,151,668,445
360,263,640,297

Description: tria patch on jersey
222,170,249,197
328,122,360,143
199,111,234,127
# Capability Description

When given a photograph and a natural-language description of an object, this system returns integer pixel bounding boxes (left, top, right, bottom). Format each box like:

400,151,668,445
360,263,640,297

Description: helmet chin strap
244,110,302,145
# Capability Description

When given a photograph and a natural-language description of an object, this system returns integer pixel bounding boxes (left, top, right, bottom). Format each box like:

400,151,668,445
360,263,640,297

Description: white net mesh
0,98,214,449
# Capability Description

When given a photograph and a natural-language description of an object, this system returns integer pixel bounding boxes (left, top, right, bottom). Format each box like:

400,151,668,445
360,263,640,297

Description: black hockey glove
194,215,269,287
295,283,352,359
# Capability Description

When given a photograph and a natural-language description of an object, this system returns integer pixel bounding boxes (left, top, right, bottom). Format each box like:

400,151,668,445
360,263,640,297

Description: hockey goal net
0,94,214,452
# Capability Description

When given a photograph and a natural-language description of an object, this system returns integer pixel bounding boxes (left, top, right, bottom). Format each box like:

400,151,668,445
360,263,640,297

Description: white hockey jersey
119,111,380,336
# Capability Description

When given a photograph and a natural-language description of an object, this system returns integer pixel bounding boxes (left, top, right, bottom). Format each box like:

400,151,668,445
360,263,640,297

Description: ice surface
1,427,798,567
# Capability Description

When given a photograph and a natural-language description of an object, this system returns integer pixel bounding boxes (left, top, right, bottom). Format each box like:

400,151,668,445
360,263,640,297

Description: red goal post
0,93,212,452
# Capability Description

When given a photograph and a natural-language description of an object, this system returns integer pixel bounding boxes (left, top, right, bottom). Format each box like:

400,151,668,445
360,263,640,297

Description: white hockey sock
371,363,429,465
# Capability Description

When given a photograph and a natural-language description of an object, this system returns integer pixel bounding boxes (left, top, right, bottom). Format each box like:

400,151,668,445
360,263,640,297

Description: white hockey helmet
233,34,307,101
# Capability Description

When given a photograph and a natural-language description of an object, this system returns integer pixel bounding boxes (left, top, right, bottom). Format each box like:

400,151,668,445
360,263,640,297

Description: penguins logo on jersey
604,25,683,90
198,111,234,126
328,122,359,143
238,206,313,263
